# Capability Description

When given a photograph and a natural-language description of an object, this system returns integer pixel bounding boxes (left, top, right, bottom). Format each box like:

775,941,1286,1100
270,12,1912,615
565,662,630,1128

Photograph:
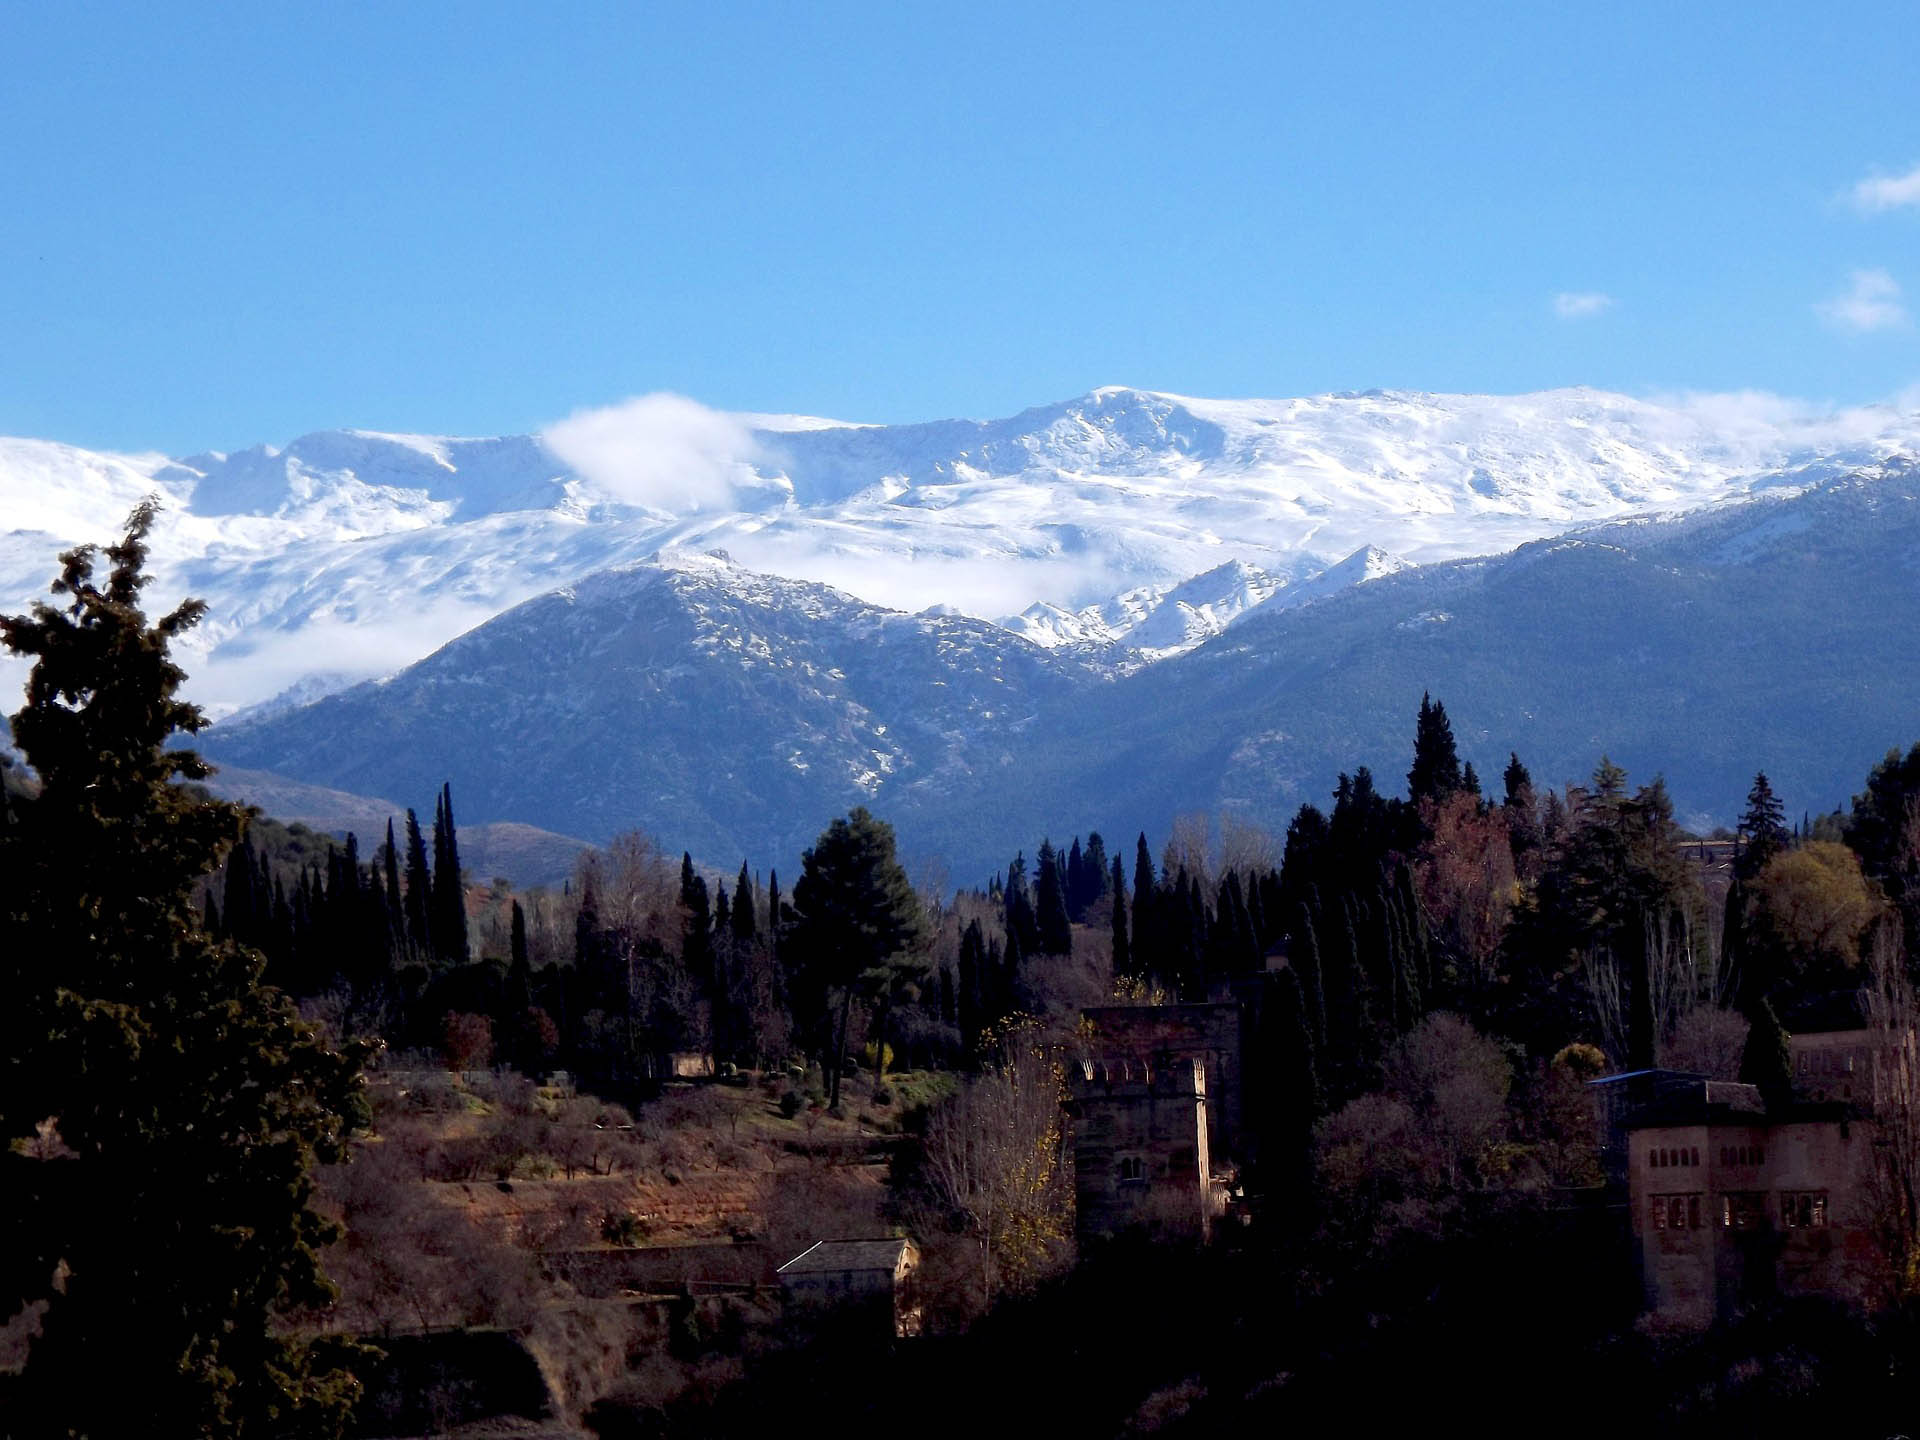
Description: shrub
779,1091,803,1119
872,1087,893,1107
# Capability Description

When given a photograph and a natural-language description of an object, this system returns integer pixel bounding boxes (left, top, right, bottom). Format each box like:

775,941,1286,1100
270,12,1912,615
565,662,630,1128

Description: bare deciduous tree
904,1025,1072,1322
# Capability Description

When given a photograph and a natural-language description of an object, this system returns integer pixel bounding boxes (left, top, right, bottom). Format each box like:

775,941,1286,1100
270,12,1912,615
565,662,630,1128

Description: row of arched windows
1651,1143,1767,1169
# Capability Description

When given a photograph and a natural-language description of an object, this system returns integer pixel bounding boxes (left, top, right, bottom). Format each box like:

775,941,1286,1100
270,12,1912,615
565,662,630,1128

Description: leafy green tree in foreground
789,806,926,1110
0,501,368,1438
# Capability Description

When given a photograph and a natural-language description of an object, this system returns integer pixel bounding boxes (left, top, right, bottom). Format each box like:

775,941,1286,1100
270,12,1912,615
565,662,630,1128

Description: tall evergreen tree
1085,832,1111,908
1737,771,1791,881
1132,833,1157,980
0,502,367,1436
1035,838,1073,956
1110,855,1132,982
430,782,468,965
402,807,432,957
1503,752,1533,807
1254,967,1322,1207
790,809,925,1109
382,818,402,926
1462,760,1481,798
1407,692,1464,805
1740,997,1794,1114
1065,836,1089,921
732,861,757,942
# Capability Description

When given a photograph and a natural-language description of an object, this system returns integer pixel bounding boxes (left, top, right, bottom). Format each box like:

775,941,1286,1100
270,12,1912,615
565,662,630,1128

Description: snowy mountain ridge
4,384,1917,713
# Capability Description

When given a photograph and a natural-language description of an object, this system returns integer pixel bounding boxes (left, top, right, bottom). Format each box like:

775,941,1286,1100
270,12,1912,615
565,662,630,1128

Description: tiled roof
776,1237,912,1276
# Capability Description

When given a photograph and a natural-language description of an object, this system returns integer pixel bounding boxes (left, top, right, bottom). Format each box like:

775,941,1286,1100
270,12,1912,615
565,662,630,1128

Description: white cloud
541,393,767,512
1553,291,1615,320
1815,269,1909,333
1848,163,1920,214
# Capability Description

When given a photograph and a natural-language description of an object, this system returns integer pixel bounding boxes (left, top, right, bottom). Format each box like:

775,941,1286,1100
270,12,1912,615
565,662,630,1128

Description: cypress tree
382,817,402,922
1035,838,1073,956
1132,833,1156,979
681,852,714,987
510,897,529,972
403,807,432,956
1740,997,1794,1113
957,918,987,1055
714,883,732,938
1110,855,1132,982
1462,760,1481,798
1292,901,1327,1050
1256,967,1322,1207
1085,832,1110,905
431,782,468,965
1065,836,1088,922
732,861,757,942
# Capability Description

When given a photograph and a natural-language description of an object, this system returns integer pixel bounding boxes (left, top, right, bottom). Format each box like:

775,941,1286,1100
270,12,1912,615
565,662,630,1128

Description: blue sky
2,2,1917,453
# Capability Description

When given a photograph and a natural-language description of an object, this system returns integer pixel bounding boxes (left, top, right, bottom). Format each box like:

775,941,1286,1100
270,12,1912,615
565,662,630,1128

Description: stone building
1080,1003,1246,1161
1621,999,1913,1326
1626,1084,1879,1326
776,1237,921,1337
1069,1056,1221,1246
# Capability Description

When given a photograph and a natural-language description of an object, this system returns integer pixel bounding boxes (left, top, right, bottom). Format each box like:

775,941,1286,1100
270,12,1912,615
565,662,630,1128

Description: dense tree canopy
0,502,368,1437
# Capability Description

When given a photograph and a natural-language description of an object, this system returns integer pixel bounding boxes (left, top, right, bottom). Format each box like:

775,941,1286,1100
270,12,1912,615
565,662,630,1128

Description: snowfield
3,385,1917,713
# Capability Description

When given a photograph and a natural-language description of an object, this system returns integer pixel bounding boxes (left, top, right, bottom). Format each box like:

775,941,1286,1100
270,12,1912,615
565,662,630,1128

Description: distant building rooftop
776,1238,913,1276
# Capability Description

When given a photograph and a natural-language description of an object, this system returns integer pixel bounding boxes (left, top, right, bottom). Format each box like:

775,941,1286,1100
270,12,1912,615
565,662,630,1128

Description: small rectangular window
1781,1190,1829,1229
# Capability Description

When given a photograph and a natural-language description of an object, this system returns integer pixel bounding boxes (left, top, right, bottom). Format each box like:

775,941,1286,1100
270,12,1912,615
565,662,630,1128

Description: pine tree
789,809,926,1110
1408,692,1463,805
0,502,367,1436
1737,771,1791,881
1462,760,1481,798
1503,752,1533,807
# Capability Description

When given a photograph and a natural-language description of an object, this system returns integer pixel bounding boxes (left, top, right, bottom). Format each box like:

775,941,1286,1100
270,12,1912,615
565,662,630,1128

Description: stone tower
1070,1056,1215,1247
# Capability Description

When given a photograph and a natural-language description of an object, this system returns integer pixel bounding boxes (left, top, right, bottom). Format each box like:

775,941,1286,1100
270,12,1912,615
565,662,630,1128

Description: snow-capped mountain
200,460,1920,879
204,550,1087,870
7,385,1918,716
